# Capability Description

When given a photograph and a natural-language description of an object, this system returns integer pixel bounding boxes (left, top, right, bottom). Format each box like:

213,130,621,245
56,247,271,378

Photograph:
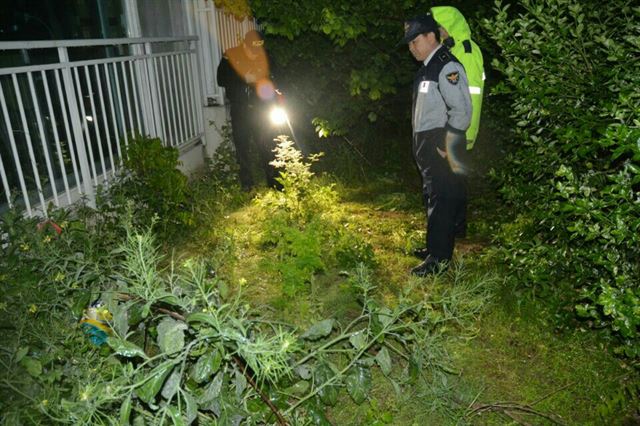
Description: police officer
217,30,278,190
400,15,472,276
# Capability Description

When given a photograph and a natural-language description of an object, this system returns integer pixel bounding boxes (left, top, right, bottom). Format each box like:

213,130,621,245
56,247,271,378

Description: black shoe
411,255,448,277
412,247,430,260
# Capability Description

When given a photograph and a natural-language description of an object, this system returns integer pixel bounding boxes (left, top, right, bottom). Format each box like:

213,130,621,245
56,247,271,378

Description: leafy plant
265,135,337,222
483,0,640,356
0,205,125,424
2,218,490,424
256,136,375,297
204,122,241,191
105,135,193,236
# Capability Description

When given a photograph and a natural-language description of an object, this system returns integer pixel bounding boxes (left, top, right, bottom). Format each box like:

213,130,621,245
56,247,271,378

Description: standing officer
400,14,472,276
217,30,278,190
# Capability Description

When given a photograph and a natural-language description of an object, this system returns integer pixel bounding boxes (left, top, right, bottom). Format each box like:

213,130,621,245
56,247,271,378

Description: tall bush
484,0,640,355
105,135,193,236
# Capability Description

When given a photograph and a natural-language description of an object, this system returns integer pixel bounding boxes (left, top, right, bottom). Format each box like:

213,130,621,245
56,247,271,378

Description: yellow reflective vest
431,6,485,149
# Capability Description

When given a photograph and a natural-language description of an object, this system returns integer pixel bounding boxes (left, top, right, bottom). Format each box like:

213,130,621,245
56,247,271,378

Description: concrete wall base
177,105,229,177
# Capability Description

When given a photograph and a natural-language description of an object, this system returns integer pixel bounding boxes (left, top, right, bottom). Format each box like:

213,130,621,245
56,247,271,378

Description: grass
175,171,639,425
450,281,639,425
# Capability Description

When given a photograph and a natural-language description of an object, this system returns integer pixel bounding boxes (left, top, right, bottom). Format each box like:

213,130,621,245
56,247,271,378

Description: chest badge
446,72,459,85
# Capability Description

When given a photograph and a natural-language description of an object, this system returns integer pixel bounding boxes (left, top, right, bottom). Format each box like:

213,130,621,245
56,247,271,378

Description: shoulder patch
446,71,459,85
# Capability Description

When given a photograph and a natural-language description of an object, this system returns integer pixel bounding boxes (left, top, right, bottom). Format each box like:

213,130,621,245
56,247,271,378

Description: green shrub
204,122,241,191
264,135,338,222
105,135,193,236
256,136,376,296
0,206,124,423
484,0,640,355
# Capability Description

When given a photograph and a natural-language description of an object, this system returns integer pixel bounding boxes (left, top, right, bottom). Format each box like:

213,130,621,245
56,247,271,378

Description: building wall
0,0,251,215
177,104,227,177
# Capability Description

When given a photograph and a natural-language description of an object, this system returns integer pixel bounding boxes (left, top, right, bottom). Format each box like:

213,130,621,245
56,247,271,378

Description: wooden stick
232,355,288,426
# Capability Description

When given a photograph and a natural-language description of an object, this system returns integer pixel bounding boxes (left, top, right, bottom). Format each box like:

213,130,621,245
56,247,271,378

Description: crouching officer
400,14,472,276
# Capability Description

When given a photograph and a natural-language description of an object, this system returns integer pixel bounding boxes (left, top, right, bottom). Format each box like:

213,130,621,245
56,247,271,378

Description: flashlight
270,106,288,126
269,96,300,147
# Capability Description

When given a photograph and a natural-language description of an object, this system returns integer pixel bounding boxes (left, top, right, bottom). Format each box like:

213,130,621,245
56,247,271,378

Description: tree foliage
250,0,484,174
483,0,640,356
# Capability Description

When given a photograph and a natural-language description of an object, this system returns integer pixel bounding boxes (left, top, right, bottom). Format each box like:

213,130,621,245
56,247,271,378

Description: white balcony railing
0,37,204,216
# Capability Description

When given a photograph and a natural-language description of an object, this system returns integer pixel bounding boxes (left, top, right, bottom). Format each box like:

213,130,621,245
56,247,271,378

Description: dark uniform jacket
217,44,270,108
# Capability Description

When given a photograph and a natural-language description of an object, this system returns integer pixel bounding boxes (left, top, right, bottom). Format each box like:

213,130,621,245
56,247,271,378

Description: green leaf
161,368,182,400
157,317,188,355
136,362,174,404
375,347,392,376
183,391,198,425
142,302,152,319
199,371,224,404
301,319,335,340
112,304,129,338
191,350,221,383
349,330,367,350
345,365,371,404
234,369,247,398
315,363,338,407
119,394,132,425
186,312,217,327
15,346,28,363
306,400,333,426
21,357,42,377
107,337,148,359
128,304,145,327
159,294,182,306
294,364,312,380
285,380,310,396
166,405,186,426
389,378,402,397
377,308,393,327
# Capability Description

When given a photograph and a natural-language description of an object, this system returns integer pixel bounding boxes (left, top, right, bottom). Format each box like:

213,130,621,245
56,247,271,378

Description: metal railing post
144,42,163,140
190,40,205,134
57,47,95,207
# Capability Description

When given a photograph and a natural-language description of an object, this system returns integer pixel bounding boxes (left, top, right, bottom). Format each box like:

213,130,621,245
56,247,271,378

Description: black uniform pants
230,104,254,188
445,130,472,237
414,128,466,261
229,103,278,188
